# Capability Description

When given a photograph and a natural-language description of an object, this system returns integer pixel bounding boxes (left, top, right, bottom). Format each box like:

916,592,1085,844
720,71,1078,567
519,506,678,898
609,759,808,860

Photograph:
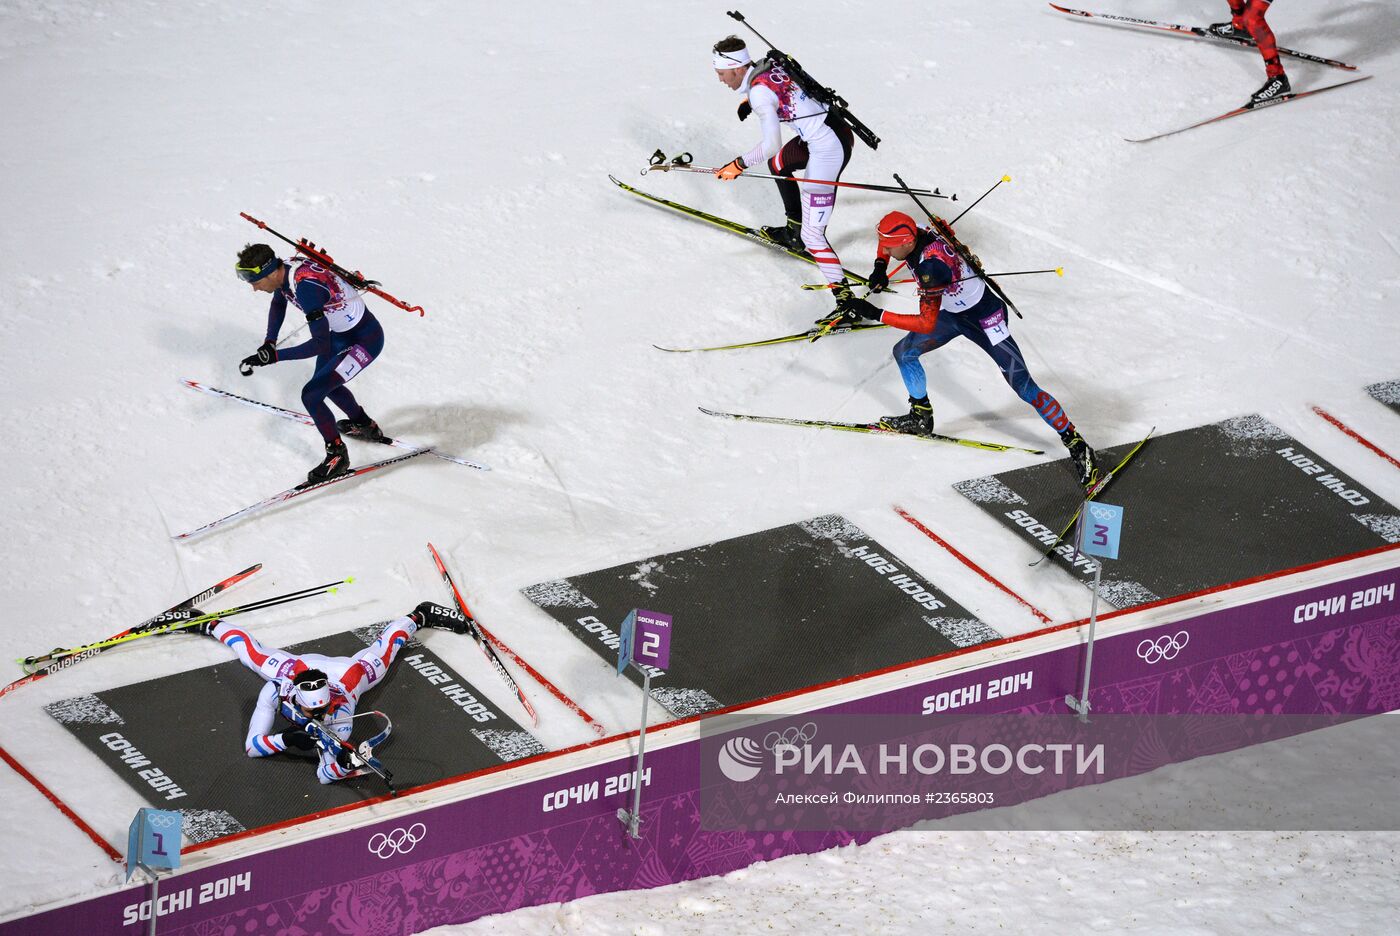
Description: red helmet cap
877,211,919,249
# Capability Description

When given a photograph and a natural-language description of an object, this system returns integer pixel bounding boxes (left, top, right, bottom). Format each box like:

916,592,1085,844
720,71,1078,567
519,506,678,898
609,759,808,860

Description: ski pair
1048,4,1358,71
699,407,1046,455
1047,5,1370,141
180,379,490,471
1,564,263,700
609,175,877,287
654,321,890,353
427,543,607,737
1030,427,1155,566
173,448,433,540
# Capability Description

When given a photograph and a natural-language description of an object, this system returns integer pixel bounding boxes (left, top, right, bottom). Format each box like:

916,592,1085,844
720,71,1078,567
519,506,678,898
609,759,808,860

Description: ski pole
644,157,953,199
23,579,352,667
949,175,1010,227
240,213,425,317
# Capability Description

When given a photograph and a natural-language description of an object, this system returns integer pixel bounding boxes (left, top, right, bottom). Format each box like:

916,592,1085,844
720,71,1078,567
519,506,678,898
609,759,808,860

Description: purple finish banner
6,566,1398,935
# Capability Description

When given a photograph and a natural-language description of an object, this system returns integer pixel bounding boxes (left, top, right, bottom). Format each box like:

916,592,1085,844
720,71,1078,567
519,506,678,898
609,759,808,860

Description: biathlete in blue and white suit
834,211,1101,488
186,601,470,784
235,243,389,484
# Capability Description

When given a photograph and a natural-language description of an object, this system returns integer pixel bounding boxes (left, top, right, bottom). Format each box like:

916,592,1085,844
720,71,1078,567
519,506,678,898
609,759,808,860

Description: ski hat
291,668,331,712
713,40,752,71
877,211,919,249
235,243,282,283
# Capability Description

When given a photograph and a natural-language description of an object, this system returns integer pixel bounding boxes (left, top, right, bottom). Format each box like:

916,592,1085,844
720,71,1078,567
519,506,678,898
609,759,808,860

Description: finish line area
2,410,1397,934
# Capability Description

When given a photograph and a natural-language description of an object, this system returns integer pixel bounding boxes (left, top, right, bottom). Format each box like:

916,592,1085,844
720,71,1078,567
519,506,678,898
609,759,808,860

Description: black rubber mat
955,414,1400,608
46,627,544,842
522,515,998,719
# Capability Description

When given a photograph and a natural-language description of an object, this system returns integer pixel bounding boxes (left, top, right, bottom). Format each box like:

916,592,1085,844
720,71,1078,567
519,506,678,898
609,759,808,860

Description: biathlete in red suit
832,211,1101,489
1209,0,1290,104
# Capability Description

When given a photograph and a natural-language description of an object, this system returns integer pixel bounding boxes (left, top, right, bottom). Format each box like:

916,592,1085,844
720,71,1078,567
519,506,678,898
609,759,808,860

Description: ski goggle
235,256,281,283
296,676,328,692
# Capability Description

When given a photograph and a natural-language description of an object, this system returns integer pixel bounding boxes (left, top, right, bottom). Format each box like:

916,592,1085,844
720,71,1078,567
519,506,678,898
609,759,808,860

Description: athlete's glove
838,296,883,322
280,725,316,753
335,745,362,772
737,98,751,121
867,258,890,293
238,341,277,376
717,157,745,181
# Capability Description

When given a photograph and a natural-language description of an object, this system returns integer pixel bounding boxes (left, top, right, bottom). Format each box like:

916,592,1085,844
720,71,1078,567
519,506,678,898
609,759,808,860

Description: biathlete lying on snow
180,601,471,784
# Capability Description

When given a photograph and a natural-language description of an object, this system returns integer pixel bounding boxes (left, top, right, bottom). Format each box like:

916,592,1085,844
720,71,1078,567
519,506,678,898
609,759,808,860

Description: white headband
713,47,752,70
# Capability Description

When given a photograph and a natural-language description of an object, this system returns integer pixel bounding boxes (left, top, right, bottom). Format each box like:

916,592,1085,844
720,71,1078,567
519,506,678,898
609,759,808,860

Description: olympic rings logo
1137,631,1189,664
368,823,426,859
1088,504,1117,521
146,812,181,829
762,722,818,755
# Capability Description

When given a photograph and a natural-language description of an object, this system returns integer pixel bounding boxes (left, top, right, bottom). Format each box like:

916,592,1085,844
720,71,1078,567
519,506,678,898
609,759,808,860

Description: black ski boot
335,415,389,444
761,219,804,252
1249,73,1291,106
304,438,350,486
1206,21,1251,41
879,397,934,437
411,601,473,635
1061,428,1100,490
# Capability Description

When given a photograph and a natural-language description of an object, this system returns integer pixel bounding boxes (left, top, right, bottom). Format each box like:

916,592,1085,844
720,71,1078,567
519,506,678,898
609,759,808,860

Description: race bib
334,344,372,382
979,308,1010,346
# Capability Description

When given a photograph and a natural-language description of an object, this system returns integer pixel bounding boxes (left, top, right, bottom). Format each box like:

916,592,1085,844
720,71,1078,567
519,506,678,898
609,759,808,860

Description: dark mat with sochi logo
46,627,544,842
521,515,998,719
955,414,1400,609
1367,379,1400,418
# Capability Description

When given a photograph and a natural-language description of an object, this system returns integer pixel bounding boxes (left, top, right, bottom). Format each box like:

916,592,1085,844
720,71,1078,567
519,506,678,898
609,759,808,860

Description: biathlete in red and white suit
194,601,470,784
835,212,1101,488
711,36,855,298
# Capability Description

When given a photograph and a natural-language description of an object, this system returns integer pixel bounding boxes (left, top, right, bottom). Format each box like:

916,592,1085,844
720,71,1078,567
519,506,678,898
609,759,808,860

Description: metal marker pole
145,864,160,936
618,669,651,839
1065,514,1102,722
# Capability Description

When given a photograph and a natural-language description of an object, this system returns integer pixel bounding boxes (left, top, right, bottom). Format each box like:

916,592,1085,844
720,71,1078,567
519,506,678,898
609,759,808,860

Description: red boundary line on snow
0,743,122,862
184,539,1400,856
1312,405,1400,470
895,505,1052,624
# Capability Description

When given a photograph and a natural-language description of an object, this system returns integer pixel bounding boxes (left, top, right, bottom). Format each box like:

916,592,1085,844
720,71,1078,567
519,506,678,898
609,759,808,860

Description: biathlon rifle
726,10,881,150
240,212,425,316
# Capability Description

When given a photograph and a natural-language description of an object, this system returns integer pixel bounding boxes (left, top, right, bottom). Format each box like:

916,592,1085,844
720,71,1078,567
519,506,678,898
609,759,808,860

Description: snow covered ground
1,0,1398,930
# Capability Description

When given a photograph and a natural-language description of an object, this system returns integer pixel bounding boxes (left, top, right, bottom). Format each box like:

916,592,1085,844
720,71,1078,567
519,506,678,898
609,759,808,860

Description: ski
1127,76,1372,143
1048,4,1359,71
180,379,490,471
700,407,1045,455
1030,427,1155,566
3,563,262,699
609,175,874,286
174,449,431,540
425,543,537,726
654,322,889,353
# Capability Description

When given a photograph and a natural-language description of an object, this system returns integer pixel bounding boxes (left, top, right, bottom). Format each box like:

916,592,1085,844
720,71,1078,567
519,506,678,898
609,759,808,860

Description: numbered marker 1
127,807,183,880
